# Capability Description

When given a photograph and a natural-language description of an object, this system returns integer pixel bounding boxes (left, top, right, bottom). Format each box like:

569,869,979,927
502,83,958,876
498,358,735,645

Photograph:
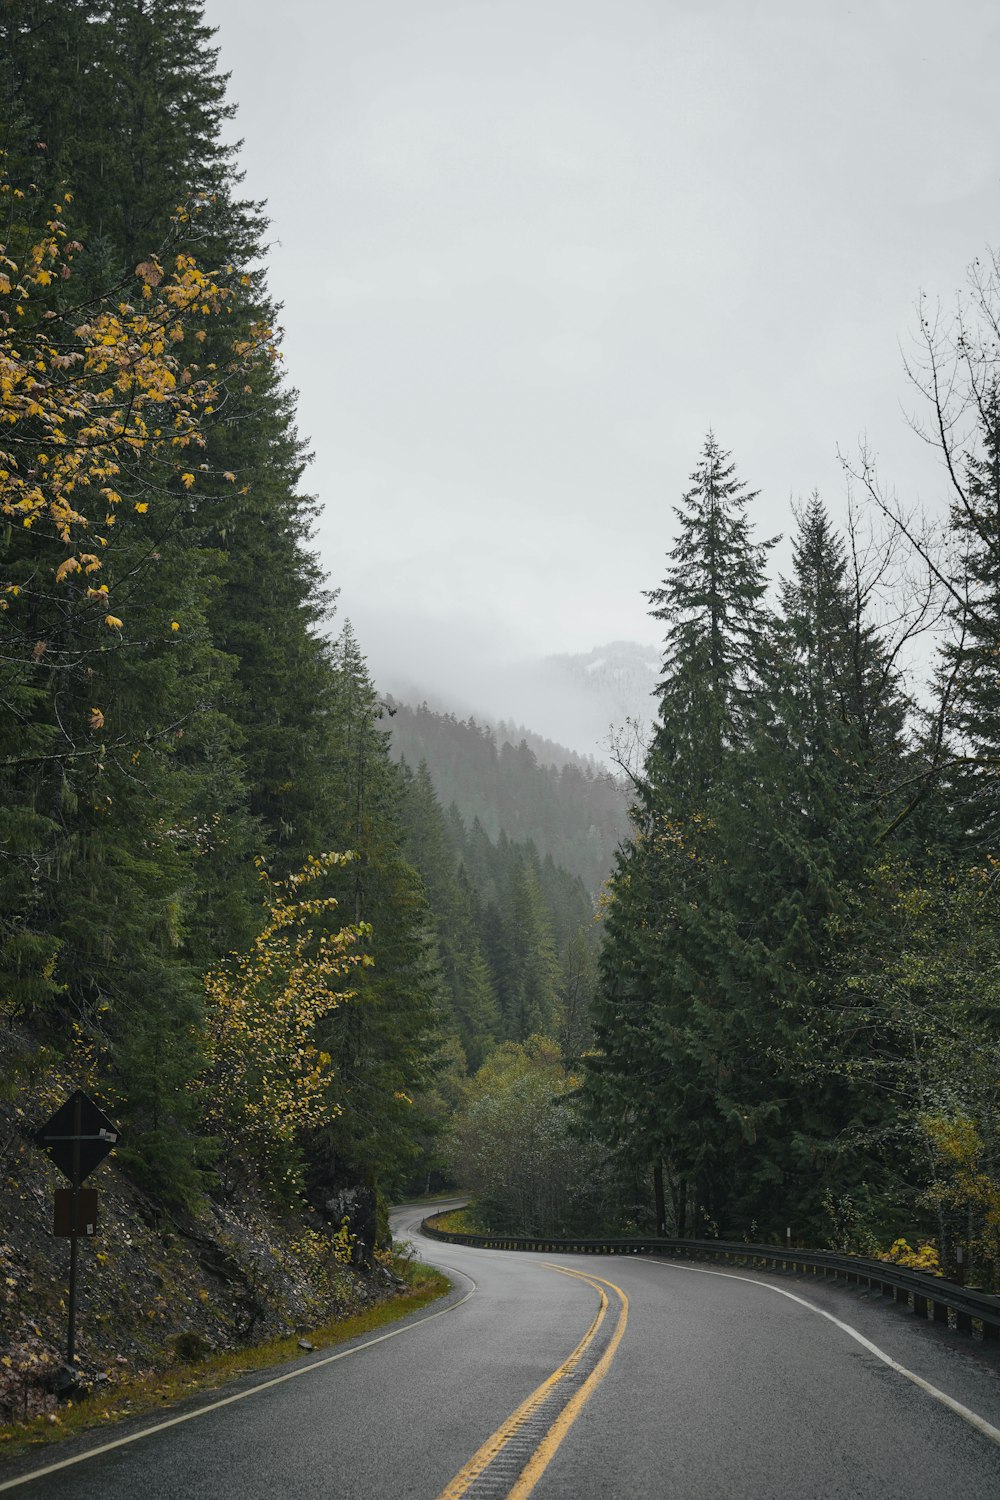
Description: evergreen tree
940,387,1000,849
1,2,248,271
1,0,337,873
503,853,561,1040
645,432,775,790
558,927,598,1060
398,760,501,1070
387,699,629,895
585,435,775,1233
306,626,440,1195
0,173,260,1195
692,497,895,1230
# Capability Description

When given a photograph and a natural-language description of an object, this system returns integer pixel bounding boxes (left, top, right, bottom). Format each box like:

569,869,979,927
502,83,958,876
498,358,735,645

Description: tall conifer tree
307,626,440,1194
940,388,1000,848
586,435,774,1232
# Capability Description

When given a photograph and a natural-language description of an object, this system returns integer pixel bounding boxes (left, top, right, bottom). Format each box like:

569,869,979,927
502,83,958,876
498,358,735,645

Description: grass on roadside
0,1258,449,1465
424,1206,482,1235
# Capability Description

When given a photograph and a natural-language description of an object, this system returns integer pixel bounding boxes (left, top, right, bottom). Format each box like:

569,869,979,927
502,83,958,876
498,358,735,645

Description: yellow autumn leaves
0,177,276,637
200,853,372,1190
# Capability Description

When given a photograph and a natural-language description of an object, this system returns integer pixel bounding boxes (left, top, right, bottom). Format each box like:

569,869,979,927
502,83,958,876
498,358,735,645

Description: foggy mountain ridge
539,640,661,757
377,639,661,765
386,699,631,895
383,693,600,775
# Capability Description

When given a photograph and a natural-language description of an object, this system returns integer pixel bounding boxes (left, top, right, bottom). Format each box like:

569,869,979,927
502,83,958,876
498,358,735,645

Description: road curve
2,1201,999,1498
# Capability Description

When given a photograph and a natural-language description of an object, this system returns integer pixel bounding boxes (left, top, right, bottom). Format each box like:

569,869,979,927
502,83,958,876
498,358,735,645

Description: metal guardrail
420,1216,1000,1342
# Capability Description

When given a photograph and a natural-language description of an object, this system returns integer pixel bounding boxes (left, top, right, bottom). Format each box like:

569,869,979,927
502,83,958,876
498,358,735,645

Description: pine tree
1,0,337,874
645,432,775,791
557,928,597,1060
693,498,889,1230
306,626,440,1195
940,387,1000,848
585,435,775,1233
1,2,264,270
0,171,260,1194
398,762,501,1071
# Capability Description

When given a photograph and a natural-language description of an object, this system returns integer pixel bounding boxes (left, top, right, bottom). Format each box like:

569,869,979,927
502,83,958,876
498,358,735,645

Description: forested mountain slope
388,700,629,895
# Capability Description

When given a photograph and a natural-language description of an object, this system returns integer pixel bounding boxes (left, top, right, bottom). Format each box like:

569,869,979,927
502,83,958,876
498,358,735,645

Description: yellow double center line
436,1264,629,1500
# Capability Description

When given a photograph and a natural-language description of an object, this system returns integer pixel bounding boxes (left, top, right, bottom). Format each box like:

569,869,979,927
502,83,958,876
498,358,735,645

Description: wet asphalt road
3,1201,1000,1499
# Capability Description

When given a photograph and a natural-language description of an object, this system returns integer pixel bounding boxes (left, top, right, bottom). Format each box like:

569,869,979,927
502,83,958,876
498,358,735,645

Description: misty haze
4,4,1000,1498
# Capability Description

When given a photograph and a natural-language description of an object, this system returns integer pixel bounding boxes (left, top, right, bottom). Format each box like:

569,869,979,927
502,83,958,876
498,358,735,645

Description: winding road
3,1201,1000,1498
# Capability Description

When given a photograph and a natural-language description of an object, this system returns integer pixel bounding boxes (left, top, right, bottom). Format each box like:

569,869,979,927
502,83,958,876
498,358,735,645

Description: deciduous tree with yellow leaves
1,177,274,737
201,854,373,1198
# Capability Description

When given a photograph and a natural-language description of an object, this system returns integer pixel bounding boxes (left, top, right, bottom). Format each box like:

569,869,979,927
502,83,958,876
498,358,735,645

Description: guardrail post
913,1294,928,1319
932,1300,949,1324
956,1310,973,1334
982,1321,999,1342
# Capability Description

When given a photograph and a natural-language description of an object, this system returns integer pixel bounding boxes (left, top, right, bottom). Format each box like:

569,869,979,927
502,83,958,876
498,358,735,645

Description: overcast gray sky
204,0,999,710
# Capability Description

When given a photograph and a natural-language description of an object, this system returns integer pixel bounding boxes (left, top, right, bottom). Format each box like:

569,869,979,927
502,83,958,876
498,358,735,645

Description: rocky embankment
0,1030,401,1429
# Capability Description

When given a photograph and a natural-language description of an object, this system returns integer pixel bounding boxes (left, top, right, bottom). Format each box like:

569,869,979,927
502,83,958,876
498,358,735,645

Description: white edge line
0,1269,476,1493
638,1256,1000,1448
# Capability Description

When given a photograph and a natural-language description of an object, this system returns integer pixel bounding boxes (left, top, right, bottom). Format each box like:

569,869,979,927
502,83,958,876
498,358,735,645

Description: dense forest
2,0,1000,1315
582,422,1000,1285
0,1,599,1226
388,700,628,894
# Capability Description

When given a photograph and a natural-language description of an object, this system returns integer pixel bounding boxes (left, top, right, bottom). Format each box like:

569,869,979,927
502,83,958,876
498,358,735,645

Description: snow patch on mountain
377,641,661,765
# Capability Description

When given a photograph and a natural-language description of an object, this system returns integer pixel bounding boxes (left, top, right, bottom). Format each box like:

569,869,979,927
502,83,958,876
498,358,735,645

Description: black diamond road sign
35,1088,120,1184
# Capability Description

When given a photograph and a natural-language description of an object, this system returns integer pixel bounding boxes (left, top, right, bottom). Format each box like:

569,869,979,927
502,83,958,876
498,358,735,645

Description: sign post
35,1088,120,1365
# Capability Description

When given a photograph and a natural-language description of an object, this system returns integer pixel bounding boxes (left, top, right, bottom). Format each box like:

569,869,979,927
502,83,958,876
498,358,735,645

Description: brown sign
54,1188,98,1238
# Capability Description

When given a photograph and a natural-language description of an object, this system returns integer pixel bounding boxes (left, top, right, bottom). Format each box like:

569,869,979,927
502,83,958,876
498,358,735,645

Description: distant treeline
400,762,598,1074
388,701,629,895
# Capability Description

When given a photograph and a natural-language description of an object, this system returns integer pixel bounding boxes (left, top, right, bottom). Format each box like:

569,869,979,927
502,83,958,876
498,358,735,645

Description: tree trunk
653,1161,666,1236
676,1177,688,1238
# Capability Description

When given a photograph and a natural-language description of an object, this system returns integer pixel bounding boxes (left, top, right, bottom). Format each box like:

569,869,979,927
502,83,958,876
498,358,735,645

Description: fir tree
645,432,775,791
307,626,440,1195
941,387,1000,849
694,498,885,1229
585,435,775,1233
398,762,501,1070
